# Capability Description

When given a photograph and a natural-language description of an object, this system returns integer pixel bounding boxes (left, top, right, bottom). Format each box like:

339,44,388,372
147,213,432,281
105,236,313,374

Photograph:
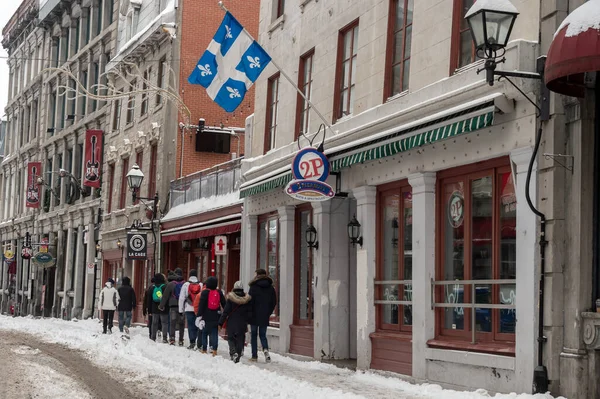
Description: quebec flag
188,12,272,112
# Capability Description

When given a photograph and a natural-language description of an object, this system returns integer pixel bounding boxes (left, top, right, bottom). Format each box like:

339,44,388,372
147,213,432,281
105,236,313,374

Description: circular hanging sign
129,234,146,252
4,249,14,260
286,147,335,202
21,247,33,260
448,191,464,228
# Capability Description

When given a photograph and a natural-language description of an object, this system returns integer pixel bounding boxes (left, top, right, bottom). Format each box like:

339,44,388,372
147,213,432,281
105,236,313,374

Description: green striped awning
330,111,494,172
239,110,494,199
240,173,292,199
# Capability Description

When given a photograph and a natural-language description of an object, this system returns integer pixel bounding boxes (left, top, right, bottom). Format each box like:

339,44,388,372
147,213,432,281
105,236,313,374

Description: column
1,240,6,312
352,186,377,369
83,221,96,318
277,205,295,354
240,211,257,285
72,225,85,318
408,172,436,379
63,224,75,316
53,230,65,318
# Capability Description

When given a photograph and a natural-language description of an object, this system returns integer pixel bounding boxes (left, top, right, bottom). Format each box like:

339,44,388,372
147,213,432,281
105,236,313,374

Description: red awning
162,222,241,243
545,1,600,97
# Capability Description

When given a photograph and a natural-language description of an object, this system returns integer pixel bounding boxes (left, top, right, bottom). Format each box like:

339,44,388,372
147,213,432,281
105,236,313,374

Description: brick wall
176,0,259,178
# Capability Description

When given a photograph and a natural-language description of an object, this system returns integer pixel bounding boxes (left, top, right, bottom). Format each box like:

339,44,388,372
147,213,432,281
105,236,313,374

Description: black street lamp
347,214,363,247
305,224,319,249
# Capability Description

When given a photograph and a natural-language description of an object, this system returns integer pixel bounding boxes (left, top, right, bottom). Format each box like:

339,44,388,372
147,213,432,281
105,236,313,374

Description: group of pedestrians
99,267,278,363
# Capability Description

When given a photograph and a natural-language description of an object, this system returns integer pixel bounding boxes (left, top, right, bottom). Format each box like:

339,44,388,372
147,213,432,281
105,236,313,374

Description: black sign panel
127,231,147,260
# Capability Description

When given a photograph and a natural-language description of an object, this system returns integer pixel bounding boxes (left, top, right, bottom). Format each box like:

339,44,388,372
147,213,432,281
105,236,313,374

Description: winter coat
117,277,136,312
218,289,252,336
160,276,185,310
196,276,226,329
143,285,154,316
178,276,202,313
99,286,120,311
248,275,277,327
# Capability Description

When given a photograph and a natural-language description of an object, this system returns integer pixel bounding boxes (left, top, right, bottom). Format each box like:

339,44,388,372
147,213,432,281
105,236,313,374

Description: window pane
299,211,310,320
381,284,399,324
349,86,355,115
343,30,352,59
461,0,475,26
259,221,267,269
342,60,350,89
406,0,414,25
352,26,359,56
499,172,517,334
340,89,349,116
268,219,279,317
443,181,465,330
404,25,412,58
382,194,399,326
393,30,404,64
472,176,493,332
392,63,402,96
459,30,474,68
396,0,405,29
402,59,410,92
403,191,413,326
350,55,357,86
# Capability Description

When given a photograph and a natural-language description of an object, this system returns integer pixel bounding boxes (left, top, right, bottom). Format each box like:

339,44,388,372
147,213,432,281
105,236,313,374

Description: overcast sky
0,0,24,120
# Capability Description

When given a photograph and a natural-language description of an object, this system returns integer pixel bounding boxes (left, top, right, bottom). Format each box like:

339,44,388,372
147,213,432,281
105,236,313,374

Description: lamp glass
126,164,144,190
467,11,486,49
483,11,516,49
347,216,361,241
306,225,317,247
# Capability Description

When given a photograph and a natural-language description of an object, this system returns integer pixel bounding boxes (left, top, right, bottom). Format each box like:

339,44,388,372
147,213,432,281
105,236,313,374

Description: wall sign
448,191,464,228
84,130,103,188
26,162,41,208
127,231,147,260
285,147,335,202
214,235,227,255
33,252,55,267
87,263,95,275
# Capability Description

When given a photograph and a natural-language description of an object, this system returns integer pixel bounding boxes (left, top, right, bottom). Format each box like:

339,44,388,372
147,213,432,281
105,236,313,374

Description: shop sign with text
285,147,334,202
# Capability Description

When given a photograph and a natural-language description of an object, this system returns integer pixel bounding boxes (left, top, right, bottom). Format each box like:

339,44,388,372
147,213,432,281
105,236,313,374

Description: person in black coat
150,273,169,342
143,277,155,338
248,269,277,362
117,276,136,333
219,281,252,363
196,276,226,355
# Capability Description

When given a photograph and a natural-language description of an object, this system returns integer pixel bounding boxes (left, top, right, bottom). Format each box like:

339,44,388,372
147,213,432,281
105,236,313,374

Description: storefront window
258,214,279,322
437,160,516,344
296,207,314,324
377,183,412,332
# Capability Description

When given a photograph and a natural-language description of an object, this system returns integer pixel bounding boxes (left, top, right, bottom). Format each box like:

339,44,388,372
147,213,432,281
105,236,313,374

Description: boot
178,341,184,347
264,349,271,363
211,349,218,357
234,353,242,363
187,343,196,350
230,354,235,361
169,339,175,346
200,349,207,354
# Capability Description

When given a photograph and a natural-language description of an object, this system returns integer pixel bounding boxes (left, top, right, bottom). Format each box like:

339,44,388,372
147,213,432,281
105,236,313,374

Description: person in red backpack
179,269,203,350
196,276,225,356
160,268,186,346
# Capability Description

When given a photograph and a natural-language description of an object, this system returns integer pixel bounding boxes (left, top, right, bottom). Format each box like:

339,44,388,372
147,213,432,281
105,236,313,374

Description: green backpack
152,284,165,303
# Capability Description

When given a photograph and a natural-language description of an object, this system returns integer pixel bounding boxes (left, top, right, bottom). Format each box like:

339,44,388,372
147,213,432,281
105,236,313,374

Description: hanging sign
21,246,33,260
4,248,14,260
33,252,55,267
448,191,464,228
285,147,335,202
26,162,41,208
40,237,49,253
83,130,103,188
127,231,147,260
214,235,227,255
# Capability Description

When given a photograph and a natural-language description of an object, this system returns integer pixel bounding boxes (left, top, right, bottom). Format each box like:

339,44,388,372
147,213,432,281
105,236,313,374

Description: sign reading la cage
84,130,103,188
285,147,335,202
127,231,147,260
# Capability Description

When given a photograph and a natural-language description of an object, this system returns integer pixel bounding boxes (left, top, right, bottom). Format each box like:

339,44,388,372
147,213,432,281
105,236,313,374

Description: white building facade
241,0,543,394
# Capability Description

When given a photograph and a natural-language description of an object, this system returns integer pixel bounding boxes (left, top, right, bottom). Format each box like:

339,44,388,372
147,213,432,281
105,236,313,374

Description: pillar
240,211,257,285
277,205,295,354
63,225,75,314
72,224,85,318
352,186,377,369
408,172,436,378
83,221,96,318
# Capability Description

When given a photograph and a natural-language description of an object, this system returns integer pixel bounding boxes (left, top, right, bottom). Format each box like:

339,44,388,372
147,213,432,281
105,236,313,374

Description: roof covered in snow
555,0,600,38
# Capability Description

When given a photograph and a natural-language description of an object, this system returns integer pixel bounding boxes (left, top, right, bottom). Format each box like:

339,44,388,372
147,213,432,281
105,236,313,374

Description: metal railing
431,279,516,344
169,157,242,208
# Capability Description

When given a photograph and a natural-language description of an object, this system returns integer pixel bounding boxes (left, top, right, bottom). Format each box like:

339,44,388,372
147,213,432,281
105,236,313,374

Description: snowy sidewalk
0,316,560,399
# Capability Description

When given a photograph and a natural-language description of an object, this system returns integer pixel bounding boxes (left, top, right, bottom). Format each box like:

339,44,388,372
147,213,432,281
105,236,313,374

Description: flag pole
217,1,335,136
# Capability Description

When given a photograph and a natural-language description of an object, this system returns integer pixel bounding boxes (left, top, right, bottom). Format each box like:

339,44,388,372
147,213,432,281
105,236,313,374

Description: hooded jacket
196,276,226,327
178,275,203,313
160,269,185,310
150,274,169,314
117,276,137,312
248,275,277,326
218,289,252,336
99,283,120,311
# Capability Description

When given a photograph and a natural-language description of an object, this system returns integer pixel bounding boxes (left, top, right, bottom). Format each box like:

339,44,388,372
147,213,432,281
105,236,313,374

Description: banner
83,130,103,188
26,162,41,208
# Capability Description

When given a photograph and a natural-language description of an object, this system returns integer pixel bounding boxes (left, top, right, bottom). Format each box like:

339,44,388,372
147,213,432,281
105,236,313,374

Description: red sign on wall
83,130,103,188
26,162,41,208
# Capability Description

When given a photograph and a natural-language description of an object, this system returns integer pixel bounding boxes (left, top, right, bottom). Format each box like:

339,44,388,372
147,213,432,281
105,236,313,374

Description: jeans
169,308,185,343
118,311,132,332
201,325,219,351
185,312,199,345
251,325,269,358
102,310,115,333
151,313,169,341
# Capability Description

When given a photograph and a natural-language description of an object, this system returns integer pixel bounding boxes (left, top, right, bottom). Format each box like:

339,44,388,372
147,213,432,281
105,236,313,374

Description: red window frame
376,181,413,333
119,157,129,209
384,0,413,98
107,164,115,213
294,204,314,326
276,0,285,18
147,144,157,198
434,157,516,347
257,212,280,325
450,0,477,73
334,20,359,122
264,73,280,154
295,49,314,141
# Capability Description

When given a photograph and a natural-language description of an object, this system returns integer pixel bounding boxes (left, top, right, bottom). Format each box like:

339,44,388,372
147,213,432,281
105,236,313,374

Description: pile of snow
163,190,241,221
556,0,600,38
0,316,563,399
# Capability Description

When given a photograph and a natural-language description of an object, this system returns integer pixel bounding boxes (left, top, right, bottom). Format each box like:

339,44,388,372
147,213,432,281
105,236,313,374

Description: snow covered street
0,316,562,399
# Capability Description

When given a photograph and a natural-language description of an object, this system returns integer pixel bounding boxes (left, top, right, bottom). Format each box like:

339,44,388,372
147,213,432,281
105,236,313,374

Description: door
227,249,240,293
289,206,315,357
133,260,145,323
189,251,210,285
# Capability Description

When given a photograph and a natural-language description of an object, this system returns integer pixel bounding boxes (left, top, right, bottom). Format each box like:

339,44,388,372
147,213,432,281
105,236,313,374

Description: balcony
39,0,66,24
168,158,242,216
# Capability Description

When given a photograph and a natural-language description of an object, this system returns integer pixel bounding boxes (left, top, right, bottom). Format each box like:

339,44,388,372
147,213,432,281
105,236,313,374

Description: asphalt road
0,331,140,399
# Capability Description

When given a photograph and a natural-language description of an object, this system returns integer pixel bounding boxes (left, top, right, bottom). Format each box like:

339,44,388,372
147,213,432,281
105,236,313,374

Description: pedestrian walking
99,278,120,334
248,269,277,362
178,269,203,350
196,276,226,356
143,277,155,339
150,273,169,342
117,276,136,335
160,268,186,346
219,281,252,363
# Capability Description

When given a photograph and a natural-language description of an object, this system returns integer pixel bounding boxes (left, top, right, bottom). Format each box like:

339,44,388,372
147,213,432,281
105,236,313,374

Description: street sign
214,236,227,255
87,263,95,274
127,231,147,260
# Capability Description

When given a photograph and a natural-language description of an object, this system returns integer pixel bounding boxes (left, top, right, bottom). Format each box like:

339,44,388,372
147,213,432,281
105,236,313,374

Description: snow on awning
161,216,242,243
240,95,508,199
545,0,600,97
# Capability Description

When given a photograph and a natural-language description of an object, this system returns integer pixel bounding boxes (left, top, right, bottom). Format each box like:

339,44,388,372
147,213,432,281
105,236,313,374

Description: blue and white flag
188,12,272,112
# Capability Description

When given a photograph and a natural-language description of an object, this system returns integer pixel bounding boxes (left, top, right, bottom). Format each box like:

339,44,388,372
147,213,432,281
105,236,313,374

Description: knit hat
174,268,183,276
107,278,115,284
189,269,198,277
233,281,243,290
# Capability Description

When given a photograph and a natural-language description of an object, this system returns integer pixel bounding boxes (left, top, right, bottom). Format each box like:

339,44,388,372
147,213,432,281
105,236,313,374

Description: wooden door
227,250,240,293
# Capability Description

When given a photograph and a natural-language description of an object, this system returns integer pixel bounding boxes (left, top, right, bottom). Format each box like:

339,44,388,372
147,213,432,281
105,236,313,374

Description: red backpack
208,289,221,310
187,283,201,304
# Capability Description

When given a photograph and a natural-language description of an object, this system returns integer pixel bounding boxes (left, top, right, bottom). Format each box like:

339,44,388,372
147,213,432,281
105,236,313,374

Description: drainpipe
592,72,600,311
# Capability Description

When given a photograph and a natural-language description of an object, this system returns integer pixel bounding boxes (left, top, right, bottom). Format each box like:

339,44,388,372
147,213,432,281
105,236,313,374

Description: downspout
592,72,600,310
